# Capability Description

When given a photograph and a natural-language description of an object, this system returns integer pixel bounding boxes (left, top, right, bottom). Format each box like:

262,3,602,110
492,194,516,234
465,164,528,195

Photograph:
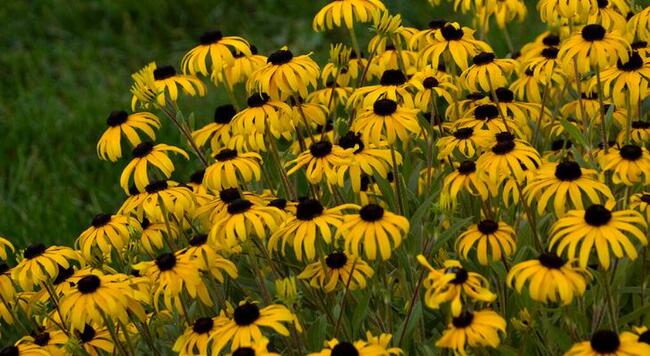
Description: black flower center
227,199,253,214
91,213,112,228
477,219,499,234
53,265,75,285
77,275,101,294
155,252,177,271
338,132,364,153
466,92,486,101
190,170,205,184
247,93,270,107
199,30,223,45
452,311,474,328
232,347,256,356
632,120,650,129
584,204,612,226
428,19,447,29
78,325,96,343
639,330,650,344
423,76,439,89
360,175,371,191
310,141,333,158
451,128,473,140
555,161,582,181
267,49,294,65
641,194,650,204
192,317,214,334
446,267,469,284
494,87,514,103
379,69,407,86
189,234,208,247
106,111,129,127
296,199,324,220
215,148,238,161
472,52,495,65
234,302,261,326
458,161,476,175
132,141,154,158
542,34,560,46
325,251,348,269
373,98,398,116
581,24,606,42
474,104,499,120
538,252,566,269
492,135,515,155
620,144,642,161
214,104,237,124
597,0,608,8
268,198,287,209
541,46,559,59
0,263,8,274
219,188,241,203
33,332,51,346
153,65,176,80
24,243,46,259
632,41,648,50
0,346,18,356
331,342,359,356
551,139,573,151
359,204,384,222
617,52,643,71
145,180,169,193
590,330,620,353
441,24,464,41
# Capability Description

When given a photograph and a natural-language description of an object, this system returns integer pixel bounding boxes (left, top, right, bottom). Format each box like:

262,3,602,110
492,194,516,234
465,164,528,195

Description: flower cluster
2,0,650,355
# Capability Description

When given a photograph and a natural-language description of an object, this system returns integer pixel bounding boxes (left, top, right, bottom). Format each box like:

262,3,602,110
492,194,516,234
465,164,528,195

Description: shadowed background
0,0,541,247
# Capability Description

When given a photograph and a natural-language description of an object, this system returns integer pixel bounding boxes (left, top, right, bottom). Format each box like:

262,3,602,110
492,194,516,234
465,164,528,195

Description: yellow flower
173,316,228,356
192,104,236,153
352,99,420,145
119,142,189,193
308,338,391,356
298,251,374,293
558,24,630,74
96,111,160,162
76,213,141,261
0,237,14,261
11,244,80,291
436,310,506,355
181,30,251,76
460,52,517,92
248,48,319,100
565,329,650,355
312,0,387,31
131,63,207,108
418,22,492,71
456,219,516,265
600,144,650,185
204,149,262,190
286,141,354,186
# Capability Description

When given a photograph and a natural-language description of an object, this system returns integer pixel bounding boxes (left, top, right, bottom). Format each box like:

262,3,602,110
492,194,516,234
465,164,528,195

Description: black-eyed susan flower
308,338,391,356
598,51,650,109
17,328,68,356
11,244,80,291
364,332,401,355
524,160,614,216
308,82,353,108
437,127,492,159
96,111,160,162
213,44,268,87
231,93,293,139
172,315,228,356
204,149,262,190
456,219,516,265
188,169,210,196
510,67,552,103
195,188,266,226
440,160,491,207
600,144,650,185
417,256,497,316
483,0,527,30
419,22,492,71
507,252,590,304
59,270,146,331
286,140,354,186
0,262,15,324
558,24,630,74
138,217,177,255
460,52,517,92
284,98,329,130
631,326,650,345
337,131,396,192
630,192,650,222
133,250,211,311
312,0,386,31
322,49,366,88
369,44,419,77
435,310,506,354
616,119,650,145
131,63,207,107
75,324,116,356
411,66,458,111
454,104,521,137
550,201,648,269
476,132,541,183
139,180,195,223
538,0,596,25
183,233,238,282
565,329,650,355
208,198,283,246
212,301,301,351
119,142,189,193
268,199,355,261
348,69,419,109
0,344,49,356
181,30,251,76
298,251,374,293
337,203,409,261
76,213,140,260
588,0,627,32
229,338,279,356
118,185,147,219
193,104,236,153
352,99,420,145
0,237,13,261
409,19,448,50
627,6,650,41
248,48,319,100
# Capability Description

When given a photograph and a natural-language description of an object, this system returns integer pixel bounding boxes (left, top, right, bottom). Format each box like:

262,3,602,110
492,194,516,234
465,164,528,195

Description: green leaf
560,118,589,149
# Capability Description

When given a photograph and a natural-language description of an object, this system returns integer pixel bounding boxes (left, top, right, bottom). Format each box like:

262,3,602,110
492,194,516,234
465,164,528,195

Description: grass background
0,0,541,248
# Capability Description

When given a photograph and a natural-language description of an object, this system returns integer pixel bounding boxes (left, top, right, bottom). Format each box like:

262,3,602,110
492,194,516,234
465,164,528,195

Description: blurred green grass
0,0,541,248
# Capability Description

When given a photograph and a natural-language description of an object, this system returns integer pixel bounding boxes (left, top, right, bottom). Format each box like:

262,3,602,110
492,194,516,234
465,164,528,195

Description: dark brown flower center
214,104,237,124
441,24,464,41
310,141,333,158
190,170,205,184
268,198,287,209
551,139,573,151
373,98,398,116
555,161,582,181
472,52,495,65
24,243,46,259
477,220,499,234
219,188,241,203
33,332,51,346
215,148,238,161
452,311,474,328
296,199,324,220
631,41,648,50
542,34,560,46
617,52,643,71
597,0,608,8
78,325,96,343
192,317,214,334
359,204,384,222
227,199,253,214
541,46,559,59
379,69,407,86
247,93,270,107
338,131,365,153
145,180,169,193
325,251,348,269
267,49,294,65
492,138,515,155
584,204,612,226
494,88,514,103
453,127,474,140
581,24,606,42
199,30,223,45
234,302,261,326
641,194,650,204
0,263,8,274
639,330,650,344
538,252,566,269
331,342,359,356
458,160,476,175
155,252,177,271
474,104,499,120
153,65,176,80
189,234,208,247
106,111,129,127
632,120,650,129
53,265,75,285
466,92,486,101
77,275,101,294
91,213,112,228
423,76,439,89
446,267,469,284
232,347,256,356
132,141,154,158
620,144,642,161
590,330,620,353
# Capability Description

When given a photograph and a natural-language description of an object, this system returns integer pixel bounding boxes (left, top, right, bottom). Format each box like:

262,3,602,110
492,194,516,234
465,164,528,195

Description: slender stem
159,103,209,167
43,281,69,335
626,91,632,144
532,74,552,146
389,145,405,215
641,246,648,324
501,24,515,54
101,312,130,356
118,320,137,356
348,25,362,68
602,269,618,331
135,321,162,356
266,133,296,199
487,73,511,133
222,71,241,111
333,258,358,338
595,66,609,153
510,168,543,251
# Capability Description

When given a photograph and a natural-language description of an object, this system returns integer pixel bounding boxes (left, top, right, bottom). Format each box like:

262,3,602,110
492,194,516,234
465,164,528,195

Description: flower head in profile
76,213,141,260
565,329,650,355
181,29,251,76
456,219,516,265
352,98,420,145
192,104,237,153
131,62,207,108
286,140,354,186
419,22,492,70
298,251,374,293
248,48,319,100
460,52,517,92
173,315,229,356
436,310,507,355
97,110,160,162
204,148,262,190
11,244,81,291
600,144,650,185
312,0,387,31
440,160,491,208
558,24,629,74
119,142,189,193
